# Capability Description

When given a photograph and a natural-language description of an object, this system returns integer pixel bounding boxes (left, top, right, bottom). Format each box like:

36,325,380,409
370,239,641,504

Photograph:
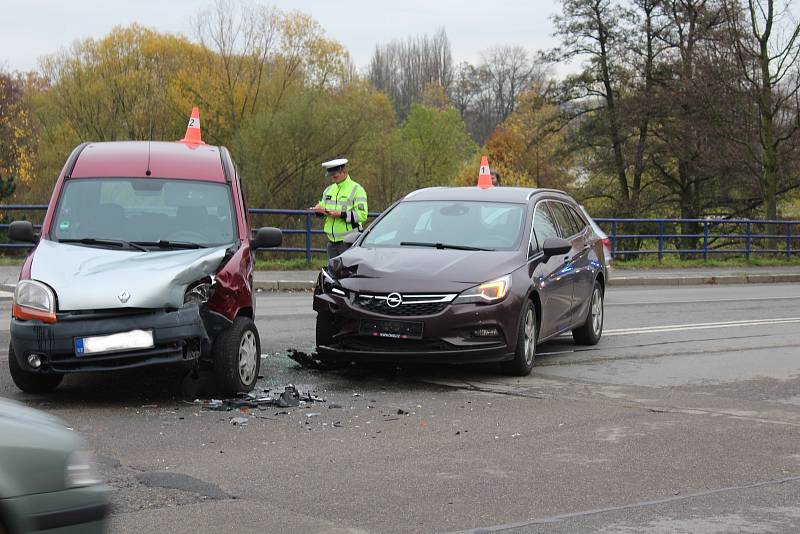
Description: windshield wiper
59,238,148,252
399,241,493,251
132,240,207,249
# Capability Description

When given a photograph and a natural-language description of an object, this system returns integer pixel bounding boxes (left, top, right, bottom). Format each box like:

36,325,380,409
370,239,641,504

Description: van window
51,178,236,246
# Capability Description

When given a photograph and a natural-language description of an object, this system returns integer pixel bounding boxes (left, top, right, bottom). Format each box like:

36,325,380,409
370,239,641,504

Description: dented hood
30,240,228,311
330,246,522,293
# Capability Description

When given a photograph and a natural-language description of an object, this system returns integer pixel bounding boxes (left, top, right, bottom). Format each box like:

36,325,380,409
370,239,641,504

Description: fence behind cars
595,218,800,259
1,206,798,261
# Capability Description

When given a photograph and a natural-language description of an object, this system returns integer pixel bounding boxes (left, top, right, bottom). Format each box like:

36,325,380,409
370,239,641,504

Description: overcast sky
1,0,564,73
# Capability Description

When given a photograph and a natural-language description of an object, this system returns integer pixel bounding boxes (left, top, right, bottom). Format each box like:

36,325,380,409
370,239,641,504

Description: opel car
313,186,606,375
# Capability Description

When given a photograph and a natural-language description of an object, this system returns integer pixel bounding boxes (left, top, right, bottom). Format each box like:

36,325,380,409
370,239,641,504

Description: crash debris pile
192,384,327,425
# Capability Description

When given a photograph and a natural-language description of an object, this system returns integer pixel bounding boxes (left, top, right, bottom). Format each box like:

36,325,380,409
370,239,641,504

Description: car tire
316,313,334,347
503,300,537,376
213,317,261,396
572,280,604,345
8,343,63,393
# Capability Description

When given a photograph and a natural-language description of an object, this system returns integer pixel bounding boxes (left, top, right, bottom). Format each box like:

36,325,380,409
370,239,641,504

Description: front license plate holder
359,319,423,340
75,329,155,357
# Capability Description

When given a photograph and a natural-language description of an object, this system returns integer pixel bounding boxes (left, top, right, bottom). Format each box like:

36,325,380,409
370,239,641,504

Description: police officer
309,158,368,259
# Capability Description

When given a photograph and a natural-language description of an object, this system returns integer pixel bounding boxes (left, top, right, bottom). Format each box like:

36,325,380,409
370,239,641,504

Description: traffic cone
178,107,205,145
477,155,493,189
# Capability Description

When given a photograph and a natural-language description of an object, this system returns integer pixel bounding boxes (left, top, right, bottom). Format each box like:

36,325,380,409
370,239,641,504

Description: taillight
602,238,611,248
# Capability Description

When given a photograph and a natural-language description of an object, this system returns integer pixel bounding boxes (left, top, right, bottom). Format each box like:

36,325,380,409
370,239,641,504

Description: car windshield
362,200,526,251
50,178,236,247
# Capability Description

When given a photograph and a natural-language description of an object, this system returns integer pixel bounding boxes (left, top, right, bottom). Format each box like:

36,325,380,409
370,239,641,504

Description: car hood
330,246,522,293
30,240,229,311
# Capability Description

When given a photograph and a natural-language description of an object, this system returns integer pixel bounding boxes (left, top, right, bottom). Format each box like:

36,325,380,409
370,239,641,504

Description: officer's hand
327,210,342,218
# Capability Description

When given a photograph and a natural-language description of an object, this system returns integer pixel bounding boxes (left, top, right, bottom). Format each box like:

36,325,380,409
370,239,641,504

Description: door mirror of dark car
9,220,38,244
342,230,361,248
251,227,282,249
542,237,572,259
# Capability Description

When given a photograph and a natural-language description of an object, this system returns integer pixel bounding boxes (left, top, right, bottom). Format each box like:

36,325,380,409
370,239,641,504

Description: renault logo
386,292,402,308
118,290,131,303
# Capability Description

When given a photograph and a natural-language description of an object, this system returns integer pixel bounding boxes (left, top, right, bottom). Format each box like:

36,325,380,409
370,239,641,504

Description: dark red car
8,128,282,394
313,187,607,375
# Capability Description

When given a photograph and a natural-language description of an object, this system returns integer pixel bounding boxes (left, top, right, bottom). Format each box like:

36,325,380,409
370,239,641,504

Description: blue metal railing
1,206,798,261
595,218,800,260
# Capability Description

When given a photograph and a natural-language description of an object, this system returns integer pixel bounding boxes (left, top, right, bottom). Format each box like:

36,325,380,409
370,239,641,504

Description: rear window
51,178,236,246
550,201,581,237
362,200,526,251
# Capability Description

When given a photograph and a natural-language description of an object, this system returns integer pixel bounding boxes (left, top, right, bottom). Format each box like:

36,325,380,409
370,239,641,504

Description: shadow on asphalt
3,338,581,407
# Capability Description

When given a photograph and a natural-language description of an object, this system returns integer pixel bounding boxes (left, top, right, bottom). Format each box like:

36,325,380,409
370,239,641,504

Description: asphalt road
1,284,799,533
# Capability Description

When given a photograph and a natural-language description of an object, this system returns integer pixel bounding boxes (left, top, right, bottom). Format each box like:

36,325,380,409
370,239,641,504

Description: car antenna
145,118,153,176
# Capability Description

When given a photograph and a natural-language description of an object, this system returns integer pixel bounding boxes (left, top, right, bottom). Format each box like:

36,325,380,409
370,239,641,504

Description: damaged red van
7,110,281,394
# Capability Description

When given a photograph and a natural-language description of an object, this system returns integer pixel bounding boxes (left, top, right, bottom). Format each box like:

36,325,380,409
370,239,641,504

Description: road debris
192,384,325,414
229,417,249,426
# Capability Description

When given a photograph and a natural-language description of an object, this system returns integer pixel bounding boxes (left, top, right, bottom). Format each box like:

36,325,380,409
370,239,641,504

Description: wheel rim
238,330,258,385
591,287,603,336
524,308,536,366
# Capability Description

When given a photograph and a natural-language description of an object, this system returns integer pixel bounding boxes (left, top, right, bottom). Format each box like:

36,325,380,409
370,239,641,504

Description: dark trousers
326,241,349,259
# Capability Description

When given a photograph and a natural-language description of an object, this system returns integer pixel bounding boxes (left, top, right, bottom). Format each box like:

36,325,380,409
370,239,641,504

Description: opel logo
118,290,131,303
386,292,402,308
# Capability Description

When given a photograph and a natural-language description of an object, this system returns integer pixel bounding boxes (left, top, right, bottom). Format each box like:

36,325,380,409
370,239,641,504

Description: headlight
13,280,57,323
65,450,103,488
184,280,215,304
319,268,346,296
455,274,512,304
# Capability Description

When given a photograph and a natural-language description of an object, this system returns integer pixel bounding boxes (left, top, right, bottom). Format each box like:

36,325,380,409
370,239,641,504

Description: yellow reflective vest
320,176,368,242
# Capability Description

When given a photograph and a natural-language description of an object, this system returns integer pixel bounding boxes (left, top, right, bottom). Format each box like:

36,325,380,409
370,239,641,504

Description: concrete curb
253,273,800,292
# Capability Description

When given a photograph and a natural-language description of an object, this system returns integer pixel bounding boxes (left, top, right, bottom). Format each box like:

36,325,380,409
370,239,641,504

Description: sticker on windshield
59,220,70,230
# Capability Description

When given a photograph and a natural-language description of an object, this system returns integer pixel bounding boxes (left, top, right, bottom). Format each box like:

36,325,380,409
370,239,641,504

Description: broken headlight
184,279,215,305
319,268,346,296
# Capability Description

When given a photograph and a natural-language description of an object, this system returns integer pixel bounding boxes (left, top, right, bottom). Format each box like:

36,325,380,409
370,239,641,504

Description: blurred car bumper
2,484,110,533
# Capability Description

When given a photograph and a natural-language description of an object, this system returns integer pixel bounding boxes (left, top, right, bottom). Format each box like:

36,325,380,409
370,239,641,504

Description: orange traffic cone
178,107,205,145
477,155,493,189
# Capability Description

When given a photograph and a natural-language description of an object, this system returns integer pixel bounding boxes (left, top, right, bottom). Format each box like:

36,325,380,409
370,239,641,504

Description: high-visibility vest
320,176,368,242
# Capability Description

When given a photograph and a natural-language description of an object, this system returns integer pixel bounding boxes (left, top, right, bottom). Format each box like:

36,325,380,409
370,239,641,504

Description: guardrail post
788,223,793,259
745,221,751,259
657,221,664,261
611,221,617,258
703,221,709,260
304,213,312,263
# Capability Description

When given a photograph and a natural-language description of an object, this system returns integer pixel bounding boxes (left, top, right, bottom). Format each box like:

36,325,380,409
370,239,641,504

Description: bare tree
724,0,800,220
368,28,453,119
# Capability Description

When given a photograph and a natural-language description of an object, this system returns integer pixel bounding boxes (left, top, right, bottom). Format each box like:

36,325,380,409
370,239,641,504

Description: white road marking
0,291,12,299
607,295,800,306
604,317,800,336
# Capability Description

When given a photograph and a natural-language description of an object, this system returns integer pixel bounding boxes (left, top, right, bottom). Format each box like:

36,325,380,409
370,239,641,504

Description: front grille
336,336,457,352
355,293,456,317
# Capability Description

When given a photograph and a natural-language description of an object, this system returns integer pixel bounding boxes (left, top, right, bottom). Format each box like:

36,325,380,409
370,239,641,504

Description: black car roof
402,186,572,204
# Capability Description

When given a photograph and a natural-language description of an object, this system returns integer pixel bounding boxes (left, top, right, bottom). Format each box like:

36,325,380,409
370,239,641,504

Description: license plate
75,330,154,356
359,319,423,340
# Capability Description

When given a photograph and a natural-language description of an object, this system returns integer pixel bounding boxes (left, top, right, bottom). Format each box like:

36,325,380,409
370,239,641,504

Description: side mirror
542,237,572,259
342,230,360,248
9,221,38,244
251,227,282,249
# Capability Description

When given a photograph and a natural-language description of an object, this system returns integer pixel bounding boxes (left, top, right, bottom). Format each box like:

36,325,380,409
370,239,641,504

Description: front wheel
8,343,63,393
502,301,537,376
572,280,604,345
213,317,261,396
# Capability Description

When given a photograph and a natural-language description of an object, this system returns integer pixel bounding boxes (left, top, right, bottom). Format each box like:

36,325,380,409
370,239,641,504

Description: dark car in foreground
313,186,607,375
0,398,109,534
